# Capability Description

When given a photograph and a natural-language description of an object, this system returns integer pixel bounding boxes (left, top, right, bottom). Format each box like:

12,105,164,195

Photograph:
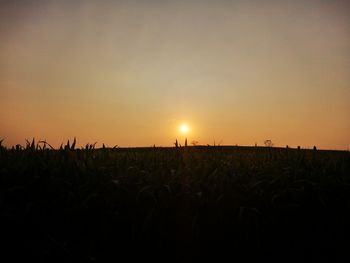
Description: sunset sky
1,0,349,149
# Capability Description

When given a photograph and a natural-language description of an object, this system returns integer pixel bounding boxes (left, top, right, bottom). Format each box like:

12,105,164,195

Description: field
0,143,349,262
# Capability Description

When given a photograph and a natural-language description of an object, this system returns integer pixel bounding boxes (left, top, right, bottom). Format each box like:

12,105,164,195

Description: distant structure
264,140,273,147
185,138,188,147
313,146,317,151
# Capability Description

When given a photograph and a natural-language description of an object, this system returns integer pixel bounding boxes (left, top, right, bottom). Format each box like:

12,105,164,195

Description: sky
0,0,349,149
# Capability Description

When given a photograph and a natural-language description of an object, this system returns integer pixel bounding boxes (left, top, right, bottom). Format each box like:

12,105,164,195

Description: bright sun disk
179,124,189,134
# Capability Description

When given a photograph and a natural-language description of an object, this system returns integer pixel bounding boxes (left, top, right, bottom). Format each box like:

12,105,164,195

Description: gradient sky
1,0,349,149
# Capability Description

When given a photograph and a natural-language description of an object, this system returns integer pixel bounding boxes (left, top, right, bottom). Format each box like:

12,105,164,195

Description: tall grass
0,141,349,261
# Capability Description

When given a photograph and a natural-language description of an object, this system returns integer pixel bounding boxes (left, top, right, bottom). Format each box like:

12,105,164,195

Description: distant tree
185,138,188,147
264,140,273,147
174,139,179,148
191,140,199,146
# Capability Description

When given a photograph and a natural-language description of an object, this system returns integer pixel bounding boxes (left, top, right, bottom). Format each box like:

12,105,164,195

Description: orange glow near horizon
0,1,349,150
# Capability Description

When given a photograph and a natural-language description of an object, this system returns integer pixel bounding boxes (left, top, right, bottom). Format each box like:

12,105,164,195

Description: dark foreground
0,145,349,262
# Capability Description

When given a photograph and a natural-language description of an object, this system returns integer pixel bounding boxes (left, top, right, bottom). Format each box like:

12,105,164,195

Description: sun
179,124,189,134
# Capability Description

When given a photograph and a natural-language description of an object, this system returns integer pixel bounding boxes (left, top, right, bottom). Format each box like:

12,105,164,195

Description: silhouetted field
0,144,349,262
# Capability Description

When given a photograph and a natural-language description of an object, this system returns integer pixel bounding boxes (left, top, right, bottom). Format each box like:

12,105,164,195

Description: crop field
0,142,349,262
